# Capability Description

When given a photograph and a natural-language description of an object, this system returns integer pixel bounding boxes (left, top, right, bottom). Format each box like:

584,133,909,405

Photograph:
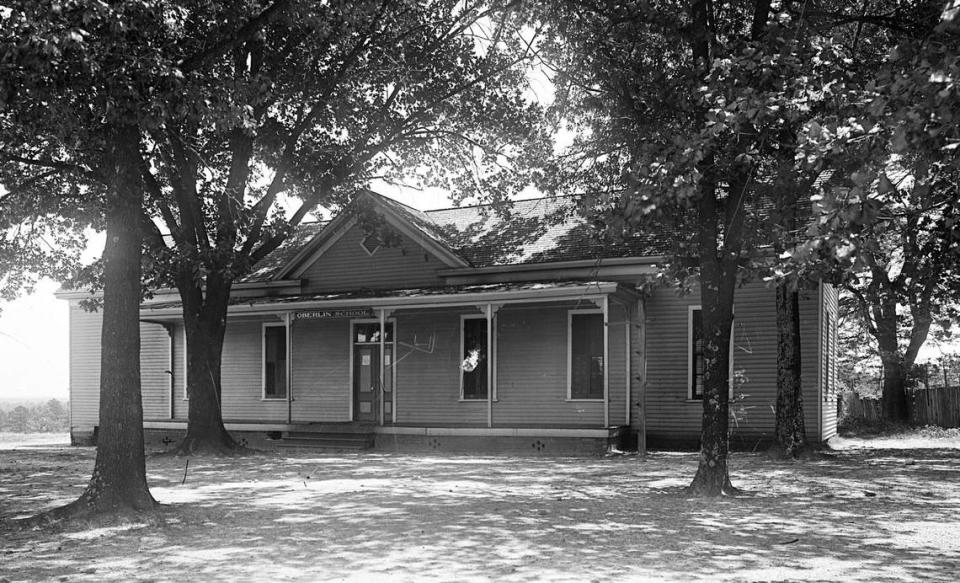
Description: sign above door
295,308,374,320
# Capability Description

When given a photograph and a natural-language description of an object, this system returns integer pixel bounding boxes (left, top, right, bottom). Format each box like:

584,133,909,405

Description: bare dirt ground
1,430,959,583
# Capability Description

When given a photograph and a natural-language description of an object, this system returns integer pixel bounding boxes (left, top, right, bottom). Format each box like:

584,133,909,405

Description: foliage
2,0,548,453
534,0,863,490
0,399,70,433
125,0,546,293
791,1,960,419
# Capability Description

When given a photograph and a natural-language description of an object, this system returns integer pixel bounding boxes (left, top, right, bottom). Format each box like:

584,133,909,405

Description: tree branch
178,0,294,73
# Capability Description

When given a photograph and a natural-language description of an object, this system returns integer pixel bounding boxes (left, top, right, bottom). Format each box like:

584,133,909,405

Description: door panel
354,345,378,422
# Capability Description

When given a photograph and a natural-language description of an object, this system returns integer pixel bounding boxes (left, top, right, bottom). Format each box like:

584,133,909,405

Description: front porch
138,280,644,454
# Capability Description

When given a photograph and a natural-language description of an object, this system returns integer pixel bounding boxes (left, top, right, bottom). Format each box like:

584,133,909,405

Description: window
569,311,604,400
354,322,393,344
461,316,488,400
823,312,836,401
263,323,288,399
360,234,381,255
182,326,188,400
689,307,734,400
690,308,705,399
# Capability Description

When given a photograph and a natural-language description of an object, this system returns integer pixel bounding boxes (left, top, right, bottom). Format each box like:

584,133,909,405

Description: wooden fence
844,395,883,423
845,387,960,428
909,386,960,428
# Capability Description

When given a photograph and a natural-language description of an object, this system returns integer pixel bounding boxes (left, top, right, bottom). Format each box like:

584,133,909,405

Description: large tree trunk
874,310,910,422
25,125,157,523
687,245,739,496
172,275,241,455
773,278,807,457
880,355,909,421
686,160,740,496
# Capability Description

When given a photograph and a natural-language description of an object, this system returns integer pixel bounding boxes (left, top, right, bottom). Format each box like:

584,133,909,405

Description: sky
0,187,452,403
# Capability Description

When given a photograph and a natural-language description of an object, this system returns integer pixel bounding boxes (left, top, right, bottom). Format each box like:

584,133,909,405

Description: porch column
625,301,631,427
379,308,386,426
486,303,493,428
603,296,609,427
285,311,293,424
636,298,647,454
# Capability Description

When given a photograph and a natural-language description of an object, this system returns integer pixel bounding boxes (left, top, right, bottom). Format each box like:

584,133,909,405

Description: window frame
567,308,605,402
687,305,735,401
349,317,398,421
459,314,491,401
262,322,289,400
359,234,381,256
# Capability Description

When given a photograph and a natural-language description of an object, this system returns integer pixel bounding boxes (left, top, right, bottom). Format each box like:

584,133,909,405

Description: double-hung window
263,323,288,399
461,316,488,400
569,311,604,400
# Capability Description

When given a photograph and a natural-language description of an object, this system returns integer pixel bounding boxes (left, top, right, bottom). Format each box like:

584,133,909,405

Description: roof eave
438,255,668,276
140,281,629,319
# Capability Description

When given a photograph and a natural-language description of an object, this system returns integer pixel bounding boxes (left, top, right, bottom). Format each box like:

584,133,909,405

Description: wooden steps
276,423,375,451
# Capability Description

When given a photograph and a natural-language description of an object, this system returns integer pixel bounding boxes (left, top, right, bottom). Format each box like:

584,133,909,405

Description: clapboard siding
608,302,627,426
299,224,447,293
641,289,699,438
290,318,351,422
641,282,825,443
394,310,486,425
173,324,188,420
140,322,171,420
70,305,177,428
68,303,103,430
220,319,289,422
820,282,840,439
493,306,604,426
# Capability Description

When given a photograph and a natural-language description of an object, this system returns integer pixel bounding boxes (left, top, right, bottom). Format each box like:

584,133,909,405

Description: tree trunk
773,278,807,457
25,125,157,523
874,311,910,422
171,275,241,455
881,357,908,421
686,155,740,496
687,245,739,496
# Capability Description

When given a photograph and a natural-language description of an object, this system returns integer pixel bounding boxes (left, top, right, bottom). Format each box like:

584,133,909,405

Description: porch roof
140,280,637,320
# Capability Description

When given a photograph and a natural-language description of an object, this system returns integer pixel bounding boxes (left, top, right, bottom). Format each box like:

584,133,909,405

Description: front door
352,322,393,423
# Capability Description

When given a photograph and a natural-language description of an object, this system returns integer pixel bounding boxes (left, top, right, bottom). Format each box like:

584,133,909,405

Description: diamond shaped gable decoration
360,234,381,256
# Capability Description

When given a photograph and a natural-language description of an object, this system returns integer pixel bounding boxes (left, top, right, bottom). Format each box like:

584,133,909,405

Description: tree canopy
3,0,549,454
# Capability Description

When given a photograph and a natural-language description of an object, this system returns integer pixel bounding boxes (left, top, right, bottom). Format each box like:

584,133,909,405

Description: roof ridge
362,189,434,217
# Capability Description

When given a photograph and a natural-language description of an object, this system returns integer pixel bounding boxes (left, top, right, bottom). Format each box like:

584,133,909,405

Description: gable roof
243,190,672,283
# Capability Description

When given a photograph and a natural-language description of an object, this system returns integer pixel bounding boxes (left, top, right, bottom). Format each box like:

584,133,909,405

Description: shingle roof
245,221,327,281
244,193,671,282
425,196,672,266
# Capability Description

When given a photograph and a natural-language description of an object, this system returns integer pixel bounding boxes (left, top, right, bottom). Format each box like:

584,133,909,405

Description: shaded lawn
1,441,959,582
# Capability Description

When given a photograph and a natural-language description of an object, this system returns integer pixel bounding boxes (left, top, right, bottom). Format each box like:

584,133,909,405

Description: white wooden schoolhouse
61,191,839,453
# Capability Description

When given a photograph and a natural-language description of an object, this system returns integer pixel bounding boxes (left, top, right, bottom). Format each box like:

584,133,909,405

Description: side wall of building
68,302,177,443
820,282,840,440
634,281,824,448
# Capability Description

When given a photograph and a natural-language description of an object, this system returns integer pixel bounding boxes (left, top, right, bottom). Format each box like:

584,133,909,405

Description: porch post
486,303,493,428
625,301,631,426
636,298,647,454
603,296,609,427
285,311,293,425
379,308,386,426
